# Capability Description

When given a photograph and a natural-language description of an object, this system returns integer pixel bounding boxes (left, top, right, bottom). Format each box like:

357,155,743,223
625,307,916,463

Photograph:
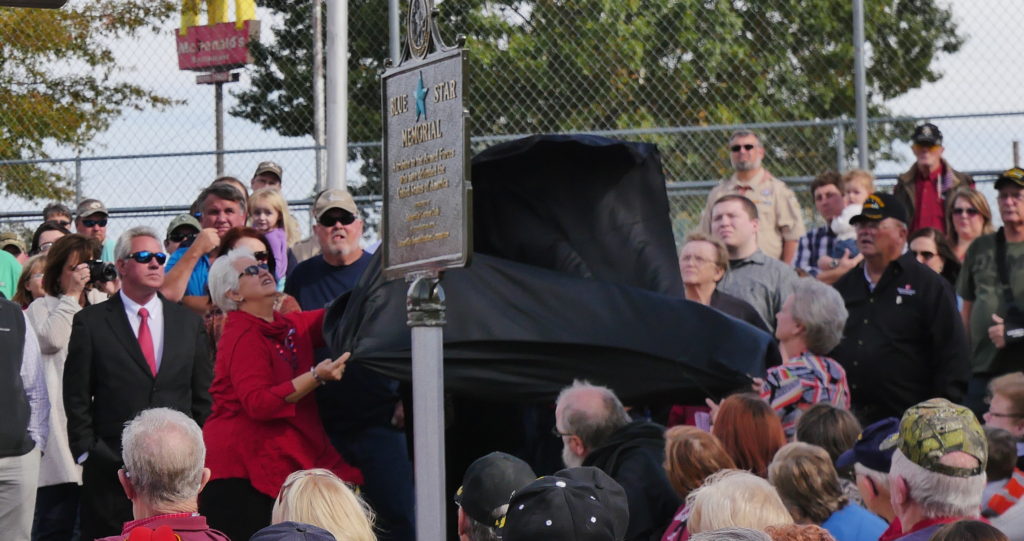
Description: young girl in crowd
249,188,299,283
830,169,875,259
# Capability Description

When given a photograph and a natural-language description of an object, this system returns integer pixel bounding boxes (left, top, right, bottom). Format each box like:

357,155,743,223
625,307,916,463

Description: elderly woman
680,233,770,333
25,234,109,539
686,469,794,534
945,187,995,261
759,277,851,437
768,442,886,541
662,426,737,541
199,248,362,540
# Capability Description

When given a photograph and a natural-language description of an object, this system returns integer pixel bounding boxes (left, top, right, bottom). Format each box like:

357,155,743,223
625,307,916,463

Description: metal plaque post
381,2,471,540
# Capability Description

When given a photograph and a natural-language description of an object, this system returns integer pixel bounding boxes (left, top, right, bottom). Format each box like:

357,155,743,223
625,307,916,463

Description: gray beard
562,444,584,468
732,159,761,172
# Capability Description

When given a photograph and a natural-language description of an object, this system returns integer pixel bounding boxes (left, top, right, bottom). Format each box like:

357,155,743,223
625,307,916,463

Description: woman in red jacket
198,248,362,540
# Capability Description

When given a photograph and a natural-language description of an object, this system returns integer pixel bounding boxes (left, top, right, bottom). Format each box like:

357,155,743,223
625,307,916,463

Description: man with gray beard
554,380,679,541
698,130,806,263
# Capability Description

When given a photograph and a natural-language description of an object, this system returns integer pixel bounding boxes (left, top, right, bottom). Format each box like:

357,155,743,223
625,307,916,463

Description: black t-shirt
285,252,400,435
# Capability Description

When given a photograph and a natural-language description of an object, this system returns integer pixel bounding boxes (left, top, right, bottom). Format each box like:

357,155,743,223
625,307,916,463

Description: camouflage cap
883,398,987,478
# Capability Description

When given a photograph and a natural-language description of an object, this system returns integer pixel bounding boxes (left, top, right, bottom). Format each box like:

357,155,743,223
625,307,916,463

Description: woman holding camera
25,234,110,539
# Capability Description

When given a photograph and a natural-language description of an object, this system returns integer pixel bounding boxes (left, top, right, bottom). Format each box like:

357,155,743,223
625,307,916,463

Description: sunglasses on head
730,144,756,152
253,251,270,262
318,212,357,228
238,263,270,279
168,231,197,243
952,207,980,217
912,250,936,261
47,220,71,227
82,218,108,228
126,251,168,265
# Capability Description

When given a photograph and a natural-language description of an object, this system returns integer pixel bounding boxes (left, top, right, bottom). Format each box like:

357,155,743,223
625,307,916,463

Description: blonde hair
273,469,377,541
687,469,794,534
989,372,1024,416
249,188,300,246
842,169,875,194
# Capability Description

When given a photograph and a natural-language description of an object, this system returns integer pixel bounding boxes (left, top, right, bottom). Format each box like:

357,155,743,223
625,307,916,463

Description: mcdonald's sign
176,0,260,71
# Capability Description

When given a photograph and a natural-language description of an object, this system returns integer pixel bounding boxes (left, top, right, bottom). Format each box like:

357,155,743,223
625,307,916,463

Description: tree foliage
233,0,963,185
0,0,179,200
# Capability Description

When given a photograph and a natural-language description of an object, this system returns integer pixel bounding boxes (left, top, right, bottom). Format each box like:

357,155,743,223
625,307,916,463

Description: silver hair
208,247,255,312
114,226,162,266
556,380,631,451
890,449,986,519
690,528,772,541
464,514,500,541
788,277,849,354
854,463,889,488
121,408,206,511
729,130,764,146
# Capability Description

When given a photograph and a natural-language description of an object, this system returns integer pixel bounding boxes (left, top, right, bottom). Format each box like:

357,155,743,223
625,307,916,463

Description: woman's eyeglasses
253,251,270,262
126,251,168,265
238,263,270,278
952,207,981,217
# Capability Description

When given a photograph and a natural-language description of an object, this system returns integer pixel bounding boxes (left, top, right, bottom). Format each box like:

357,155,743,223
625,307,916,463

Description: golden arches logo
180,0,255,35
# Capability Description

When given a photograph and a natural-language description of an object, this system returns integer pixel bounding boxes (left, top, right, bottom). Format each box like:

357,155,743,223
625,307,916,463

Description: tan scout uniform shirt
699,169,807,260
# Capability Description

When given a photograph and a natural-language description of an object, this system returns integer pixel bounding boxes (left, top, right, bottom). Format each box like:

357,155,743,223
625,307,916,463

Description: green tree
233,0,963,186
0,1,179,200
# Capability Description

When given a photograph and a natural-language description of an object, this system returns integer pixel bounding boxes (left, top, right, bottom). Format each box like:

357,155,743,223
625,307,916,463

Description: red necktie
138,308,157,376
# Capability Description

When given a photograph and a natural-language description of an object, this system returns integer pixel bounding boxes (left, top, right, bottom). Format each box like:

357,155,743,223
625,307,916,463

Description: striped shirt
794,224,836,277
760,351,850,436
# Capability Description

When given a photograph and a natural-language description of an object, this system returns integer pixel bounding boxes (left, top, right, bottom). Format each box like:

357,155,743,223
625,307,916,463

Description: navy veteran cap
836,417,900,473
455,452,536,527
995,167,1024,191
849,192,908,226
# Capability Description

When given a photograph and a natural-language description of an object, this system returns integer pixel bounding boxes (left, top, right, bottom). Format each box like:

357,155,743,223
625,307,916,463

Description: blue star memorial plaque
381,0,470,281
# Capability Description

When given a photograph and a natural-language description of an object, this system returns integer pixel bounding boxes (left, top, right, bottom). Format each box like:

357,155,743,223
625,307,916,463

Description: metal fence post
74,154,82,204
313,0,326,192
853,0,868,169
835,118,846,173
326,0,348,190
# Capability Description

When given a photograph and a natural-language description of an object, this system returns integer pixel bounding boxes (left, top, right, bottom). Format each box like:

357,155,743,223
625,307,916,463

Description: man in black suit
64,225,213,540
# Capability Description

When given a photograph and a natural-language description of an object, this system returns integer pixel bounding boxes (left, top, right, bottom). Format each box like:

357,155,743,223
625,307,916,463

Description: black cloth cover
325,135,771,404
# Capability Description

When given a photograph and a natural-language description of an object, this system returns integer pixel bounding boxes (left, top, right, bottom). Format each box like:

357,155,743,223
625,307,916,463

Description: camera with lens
87,260,117,283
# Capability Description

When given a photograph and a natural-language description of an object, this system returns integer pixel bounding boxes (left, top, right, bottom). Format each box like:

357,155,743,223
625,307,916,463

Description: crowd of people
1,122,1023,541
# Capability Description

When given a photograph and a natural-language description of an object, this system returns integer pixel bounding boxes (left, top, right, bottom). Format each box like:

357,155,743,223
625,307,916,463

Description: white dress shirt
119,290,165,371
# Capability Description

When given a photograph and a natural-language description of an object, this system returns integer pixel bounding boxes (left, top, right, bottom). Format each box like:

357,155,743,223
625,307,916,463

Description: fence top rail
3,111,1022,167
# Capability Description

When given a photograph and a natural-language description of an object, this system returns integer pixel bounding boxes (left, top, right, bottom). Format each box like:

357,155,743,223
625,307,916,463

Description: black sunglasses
911,250,936,261
168,231,197,243
318,212,357,228
46,220,71,227
730,144,756,152
126,251,168,264
82,218,108,227
952,207,981,216
253,251,270,262
238,263,270,279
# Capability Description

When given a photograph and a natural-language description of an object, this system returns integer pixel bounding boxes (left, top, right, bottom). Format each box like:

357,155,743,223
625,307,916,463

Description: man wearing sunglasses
958,167,1024,416
163,213,201,258
698,130,806,264
64,226,212,540
286,189,415,541
75,199,117,263
893,123,974,233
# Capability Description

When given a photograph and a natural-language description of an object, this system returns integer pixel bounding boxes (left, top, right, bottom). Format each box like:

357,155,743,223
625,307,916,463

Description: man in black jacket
830,193,970,424
64,226,213,540
555,380,680,541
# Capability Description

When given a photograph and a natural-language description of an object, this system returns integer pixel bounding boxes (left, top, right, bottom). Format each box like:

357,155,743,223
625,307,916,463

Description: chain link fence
0,0,1021,251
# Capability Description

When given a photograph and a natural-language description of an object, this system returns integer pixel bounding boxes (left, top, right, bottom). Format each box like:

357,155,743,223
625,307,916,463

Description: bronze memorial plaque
382,43,470,280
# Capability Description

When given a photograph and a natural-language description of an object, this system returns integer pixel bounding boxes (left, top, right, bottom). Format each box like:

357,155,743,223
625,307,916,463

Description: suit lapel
157,298,186,382
104,293,155,380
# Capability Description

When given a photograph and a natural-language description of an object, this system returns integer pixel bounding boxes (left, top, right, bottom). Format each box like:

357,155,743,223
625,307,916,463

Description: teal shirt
0,250,22,300
957,232,1024,374
101,238,116,263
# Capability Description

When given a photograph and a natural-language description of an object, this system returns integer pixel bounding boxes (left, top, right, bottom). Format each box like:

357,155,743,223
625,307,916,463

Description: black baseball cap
501,475,620,541
835,417,900,473
455,452,536,527
995,167,1024,191
849,192,909,226
554,467,629,541
911,123,943,146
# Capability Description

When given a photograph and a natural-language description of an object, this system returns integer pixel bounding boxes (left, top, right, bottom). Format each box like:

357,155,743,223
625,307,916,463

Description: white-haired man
97,408,228,540
883,398,988,540
64,226,213,540
554,380,679,541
